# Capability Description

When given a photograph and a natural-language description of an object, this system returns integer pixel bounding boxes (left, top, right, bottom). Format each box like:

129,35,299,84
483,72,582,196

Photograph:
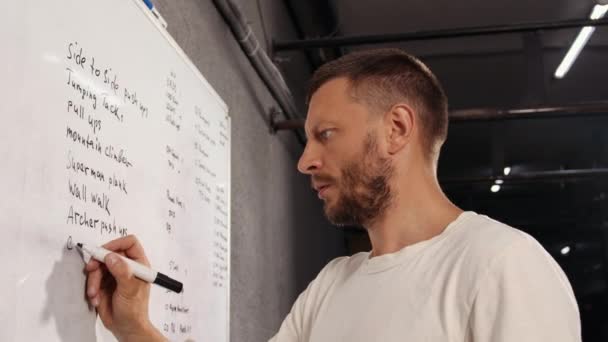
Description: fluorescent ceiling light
503,167,511,176
495,179,504,185
491,184,501,193
591,4,608,20
554,4,608,79
554,27,596,78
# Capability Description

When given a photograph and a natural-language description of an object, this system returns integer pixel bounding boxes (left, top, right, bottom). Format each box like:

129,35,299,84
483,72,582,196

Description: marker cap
154,272,183,293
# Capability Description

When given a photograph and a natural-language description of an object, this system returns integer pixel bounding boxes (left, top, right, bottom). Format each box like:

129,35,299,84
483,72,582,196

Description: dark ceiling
275,0,608,339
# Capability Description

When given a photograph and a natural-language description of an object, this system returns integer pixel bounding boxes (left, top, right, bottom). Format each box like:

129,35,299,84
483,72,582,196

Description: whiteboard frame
130,0,231,340
130,0,229,115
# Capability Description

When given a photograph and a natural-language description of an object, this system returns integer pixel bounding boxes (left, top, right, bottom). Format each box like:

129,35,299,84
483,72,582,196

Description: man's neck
365,174,463,258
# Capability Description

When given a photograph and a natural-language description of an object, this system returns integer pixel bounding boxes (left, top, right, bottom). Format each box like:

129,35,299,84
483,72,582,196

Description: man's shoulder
318,252,368,278
458,212,531,253
444,212,541,274
434,213,553,301
297,253,367,305
455,213,577,326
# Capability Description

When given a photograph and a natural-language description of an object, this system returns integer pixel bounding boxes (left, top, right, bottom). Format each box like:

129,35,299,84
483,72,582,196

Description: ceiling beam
271,101,608,132
441,168,608,185
274,18,608,51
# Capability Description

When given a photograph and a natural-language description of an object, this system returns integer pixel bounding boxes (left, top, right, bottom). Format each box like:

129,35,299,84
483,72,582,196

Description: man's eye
319,129,334,140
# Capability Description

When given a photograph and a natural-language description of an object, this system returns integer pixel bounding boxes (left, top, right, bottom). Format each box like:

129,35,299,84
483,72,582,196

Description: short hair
308,48,449,161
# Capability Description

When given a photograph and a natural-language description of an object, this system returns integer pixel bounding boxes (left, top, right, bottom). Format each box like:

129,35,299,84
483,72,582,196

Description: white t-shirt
269,211,581,342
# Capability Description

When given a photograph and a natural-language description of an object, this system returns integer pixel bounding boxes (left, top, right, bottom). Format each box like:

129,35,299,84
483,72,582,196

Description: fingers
85,259,101,272
96,283,113,328
103,253,143,298
104,253,131,284
84,245,129,305
84,235,150,314
86,267,104,307
102,235,150,266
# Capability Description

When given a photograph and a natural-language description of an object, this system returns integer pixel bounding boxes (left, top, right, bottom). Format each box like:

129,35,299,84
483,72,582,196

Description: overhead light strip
554,4,608,79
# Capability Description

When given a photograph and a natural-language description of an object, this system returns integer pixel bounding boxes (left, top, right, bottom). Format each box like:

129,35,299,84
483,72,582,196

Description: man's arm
465,234,581,342
84,235,166,342
269,256,348,342
269,288,309,342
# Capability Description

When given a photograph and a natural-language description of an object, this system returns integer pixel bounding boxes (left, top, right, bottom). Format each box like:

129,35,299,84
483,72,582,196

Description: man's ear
384,103,415,154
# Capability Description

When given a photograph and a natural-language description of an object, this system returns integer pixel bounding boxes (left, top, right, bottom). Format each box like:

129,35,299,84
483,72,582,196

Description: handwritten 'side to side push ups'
84,49,581,342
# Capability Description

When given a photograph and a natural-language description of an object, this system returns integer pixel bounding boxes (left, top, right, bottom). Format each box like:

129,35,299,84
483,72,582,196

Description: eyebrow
306,121,337,140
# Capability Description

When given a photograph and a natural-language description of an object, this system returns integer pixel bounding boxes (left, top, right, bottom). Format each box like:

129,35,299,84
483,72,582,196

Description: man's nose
297,143,322,175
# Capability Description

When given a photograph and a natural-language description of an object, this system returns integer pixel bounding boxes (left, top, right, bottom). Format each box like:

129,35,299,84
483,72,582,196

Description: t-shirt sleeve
267,282,312,342
465,233,581,342
268,257,347,342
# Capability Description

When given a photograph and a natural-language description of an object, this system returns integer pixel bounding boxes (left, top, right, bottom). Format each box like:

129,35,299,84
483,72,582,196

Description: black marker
77,243,183,293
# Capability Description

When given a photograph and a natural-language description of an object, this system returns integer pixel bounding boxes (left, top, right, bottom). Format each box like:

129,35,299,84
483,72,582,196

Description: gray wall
154,1,347,341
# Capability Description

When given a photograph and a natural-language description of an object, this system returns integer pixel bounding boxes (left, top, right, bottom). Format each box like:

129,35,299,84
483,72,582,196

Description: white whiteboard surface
0,1,231,341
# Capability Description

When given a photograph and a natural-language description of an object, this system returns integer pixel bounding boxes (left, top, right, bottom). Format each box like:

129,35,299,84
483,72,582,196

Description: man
85,49,581,341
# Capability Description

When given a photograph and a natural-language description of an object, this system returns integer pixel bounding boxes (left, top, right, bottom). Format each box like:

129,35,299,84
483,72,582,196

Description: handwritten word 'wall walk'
0,1,230,341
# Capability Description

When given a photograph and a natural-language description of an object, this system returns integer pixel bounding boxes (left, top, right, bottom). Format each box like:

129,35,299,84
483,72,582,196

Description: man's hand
84,235,165,342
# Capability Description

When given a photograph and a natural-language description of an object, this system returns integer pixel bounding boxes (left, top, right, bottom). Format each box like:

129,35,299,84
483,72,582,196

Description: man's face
298,78,394,227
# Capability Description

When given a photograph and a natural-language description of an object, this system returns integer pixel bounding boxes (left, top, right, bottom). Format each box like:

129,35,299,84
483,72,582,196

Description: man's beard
321,133,394,227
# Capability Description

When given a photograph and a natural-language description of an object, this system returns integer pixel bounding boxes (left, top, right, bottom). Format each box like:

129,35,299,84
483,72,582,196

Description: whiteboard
0,0,230,341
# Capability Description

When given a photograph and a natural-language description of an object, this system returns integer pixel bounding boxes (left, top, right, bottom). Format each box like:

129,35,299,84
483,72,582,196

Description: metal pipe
450,101,608,122
440,168,608,185
271,102,608,131
274,18,608,51
273,118,305,131
212,0,305,144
